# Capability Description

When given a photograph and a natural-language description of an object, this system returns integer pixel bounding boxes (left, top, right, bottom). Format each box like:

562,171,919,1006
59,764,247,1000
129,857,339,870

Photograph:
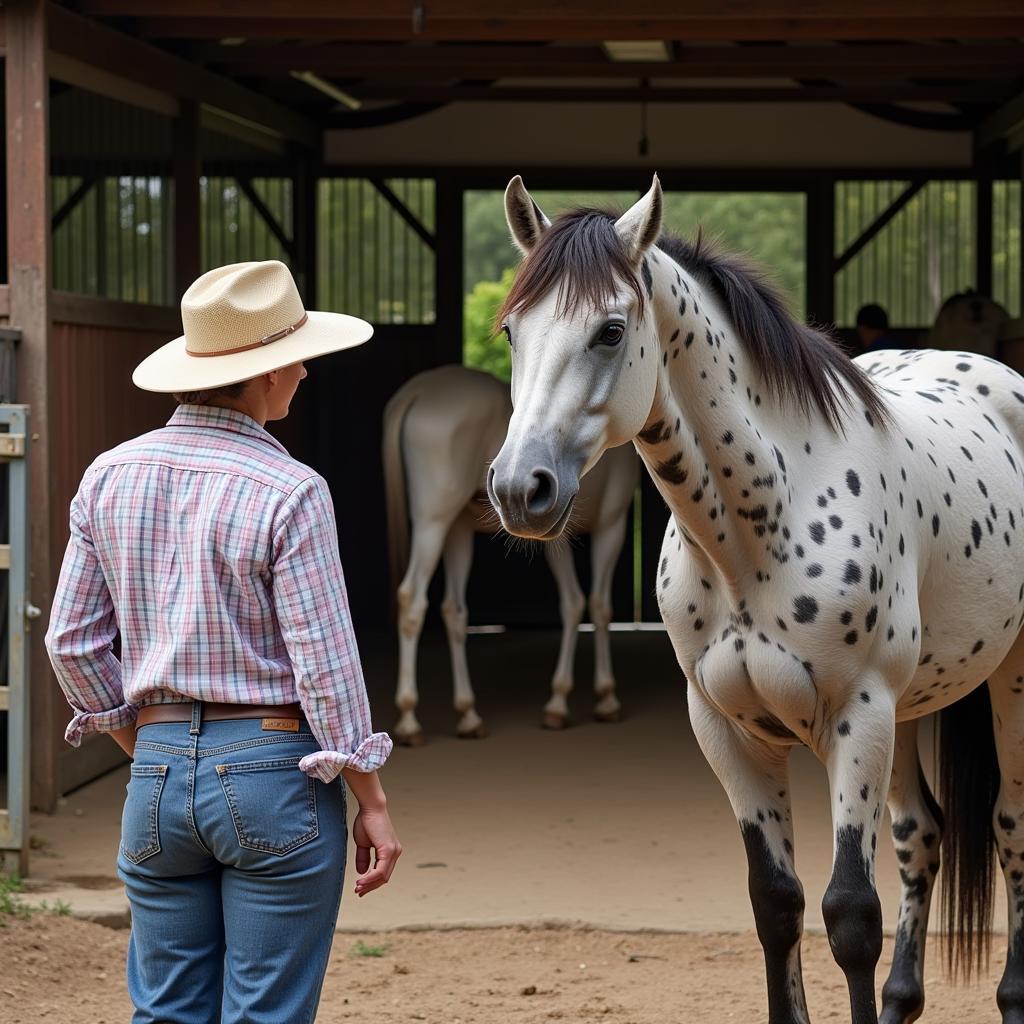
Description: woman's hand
342,768,401,897
351,805,402,897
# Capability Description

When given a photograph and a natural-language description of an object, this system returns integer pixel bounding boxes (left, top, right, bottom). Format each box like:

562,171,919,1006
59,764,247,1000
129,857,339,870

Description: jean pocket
121,764,168,865
216,756,318,856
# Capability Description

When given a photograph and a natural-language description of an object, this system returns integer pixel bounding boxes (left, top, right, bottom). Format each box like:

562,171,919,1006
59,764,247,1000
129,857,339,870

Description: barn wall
326,101,971,169
49,317,174,792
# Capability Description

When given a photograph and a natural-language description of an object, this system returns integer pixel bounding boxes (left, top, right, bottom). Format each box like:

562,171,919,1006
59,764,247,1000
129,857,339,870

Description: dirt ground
0,913,1004,1023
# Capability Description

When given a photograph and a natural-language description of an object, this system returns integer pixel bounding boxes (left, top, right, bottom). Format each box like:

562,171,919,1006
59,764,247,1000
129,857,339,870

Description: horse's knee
822,828,883,974
398,588,428,639
441,597,467,640
561,589,585,625
588,593,612,629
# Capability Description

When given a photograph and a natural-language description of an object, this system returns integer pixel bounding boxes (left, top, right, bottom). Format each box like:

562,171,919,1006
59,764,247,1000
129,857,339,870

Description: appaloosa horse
487,174,1024,1024
383,364,638,744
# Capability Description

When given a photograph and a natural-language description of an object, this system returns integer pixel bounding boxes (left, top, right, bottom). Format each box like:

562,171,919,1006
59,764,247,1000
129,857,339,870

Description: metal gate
0,404,33,875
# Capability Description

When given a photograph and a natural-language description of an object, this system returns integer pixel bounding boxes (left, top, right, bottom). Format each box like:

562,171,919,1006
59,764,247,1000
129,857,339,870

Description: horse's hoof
457,723,488,740
542,712,569,731
594,707,622,724
395,730,426,747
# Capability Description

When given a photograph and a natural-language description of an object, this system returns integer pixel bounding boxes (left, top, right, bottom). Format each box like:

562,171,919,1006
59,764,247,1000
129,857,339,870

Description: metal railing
0,402,32,875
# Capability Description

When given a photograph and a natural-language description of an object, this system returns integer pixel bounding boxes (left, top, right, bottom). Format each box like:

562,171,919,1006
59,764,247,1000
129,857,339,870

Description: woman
45,260,401,1024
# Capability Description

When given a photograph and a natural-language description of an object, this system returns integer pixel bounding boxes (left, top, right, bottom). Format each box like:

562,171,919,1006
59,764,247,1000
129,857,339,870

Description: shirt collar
167,404,290,455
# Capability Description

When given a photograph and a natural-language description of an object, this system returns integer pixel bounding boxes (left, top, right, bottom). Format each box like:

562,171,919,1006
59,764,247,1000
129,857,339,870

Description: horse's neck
637,259,784,587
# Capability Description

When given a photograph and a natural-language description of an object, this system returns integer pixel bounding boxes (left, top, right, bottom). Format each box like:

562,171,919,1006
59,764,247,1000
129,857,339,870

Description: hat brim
132,310,373,393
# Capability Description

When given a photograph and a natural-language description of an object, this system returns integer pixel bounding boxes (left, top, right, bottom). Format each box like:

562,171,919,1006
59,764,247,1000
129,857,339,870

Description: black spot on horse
793,595,819,624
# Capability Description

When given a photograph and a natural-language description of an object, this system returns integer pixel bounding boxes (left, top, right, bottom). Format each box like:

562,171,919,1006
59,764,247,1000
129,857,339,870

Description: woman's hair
173,381,249,406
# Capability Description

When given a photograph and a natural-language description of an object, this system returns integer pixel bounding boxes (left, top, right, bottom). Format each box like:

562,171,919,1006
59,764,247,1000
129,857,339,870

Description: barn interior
0,6,1022,951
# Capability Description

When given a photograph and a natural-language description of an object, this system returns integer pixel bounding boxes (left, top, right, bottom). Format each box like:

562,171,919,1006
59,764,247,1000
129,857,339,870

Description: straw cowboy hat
133,260,372,393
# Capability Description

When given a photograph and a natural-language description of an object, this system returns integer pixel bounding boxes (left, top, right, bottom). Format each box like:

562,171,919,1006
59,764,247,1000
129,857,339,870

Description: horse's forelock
497,209,645,331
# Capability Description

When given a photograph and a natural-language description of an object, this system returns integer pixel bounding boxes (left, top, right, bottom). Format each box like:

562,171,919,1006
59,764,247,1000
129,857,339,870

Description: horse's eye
501,323,512,346
598,322,625,347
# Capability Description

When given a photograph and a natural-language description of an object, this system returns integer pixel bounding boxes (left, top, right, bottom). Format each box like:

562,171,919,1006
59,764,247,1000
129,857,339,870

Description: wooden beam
976,88,1024,152
46,3,319,148
806,175,835,327
47,51,179,117
136,14,1024,42
976,169,994,298
434,178,464,362
51,177,97,232
51,292,181,333
236,177,294,258
174,100,201,302
348,83,1002,105
833,181,925,273
291,152,317,308
369,179,436,251
77,1,1024,20
205,42,1024,79
7,0,56,815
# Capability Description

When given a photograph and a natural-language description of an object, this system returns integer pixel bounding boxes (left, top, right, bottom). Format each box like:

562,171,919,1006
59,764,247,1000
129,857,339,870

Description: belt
135,701,304,729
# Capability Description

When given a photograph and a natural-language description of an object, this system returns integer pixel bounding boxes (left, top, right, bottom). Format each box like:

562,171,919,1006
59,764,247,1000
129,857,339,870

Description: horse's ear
505,175,551,254
615,174,663,265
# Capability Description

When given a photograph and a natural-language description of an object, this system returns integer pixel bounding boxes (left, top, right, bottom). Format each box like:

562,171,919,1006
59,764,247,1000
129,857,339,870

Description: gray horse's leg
542,541,585,729
879,720,942,1024
394,519,449,744
441,514,486,738
588,513,628,722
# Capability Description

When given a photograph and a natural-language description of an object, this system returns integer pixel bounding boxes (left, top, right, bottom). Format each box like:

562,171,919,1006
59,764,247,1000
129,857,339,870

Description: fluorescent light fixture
602,40,672,63
290,70,362,111
218,37,247,46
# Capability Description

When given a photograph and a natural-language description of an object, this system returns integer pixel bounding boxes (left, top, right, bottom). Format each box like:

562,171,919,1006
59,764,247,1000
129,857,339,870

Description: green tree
464,267,516,381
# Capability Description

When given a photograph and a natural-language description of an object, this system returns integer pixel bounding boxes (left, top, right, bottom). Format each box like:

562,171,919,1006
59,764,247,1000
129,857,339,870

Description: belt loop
189,700,202,736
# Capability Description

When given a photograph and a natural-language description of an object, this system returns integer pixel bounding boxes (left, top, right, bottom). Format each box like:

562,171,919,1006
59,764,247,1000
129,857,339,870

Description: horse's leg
542,541,585,730
441,514,485,739
588,513,628,723
394,519,448,745
689,691,809,1024
987,643,1024,1024
879,720,943,1024
820,689,896,1024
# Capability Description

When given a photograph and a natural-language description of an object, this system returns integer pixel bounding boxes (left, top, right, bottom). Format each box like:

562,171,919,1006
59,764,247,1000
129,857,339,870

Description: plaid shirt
44,404,392,781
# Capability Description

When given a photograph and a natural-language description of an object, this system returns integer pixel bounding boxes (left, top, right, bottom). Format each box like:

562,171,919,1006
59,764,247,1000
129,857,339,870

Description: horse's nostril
526,468,557,515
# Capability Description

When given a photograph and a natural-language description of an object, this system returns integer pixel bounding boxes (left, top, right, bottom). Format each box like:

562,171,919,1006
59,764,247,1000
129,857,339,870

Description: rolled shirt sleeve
272,475,393,781
45,477,135,745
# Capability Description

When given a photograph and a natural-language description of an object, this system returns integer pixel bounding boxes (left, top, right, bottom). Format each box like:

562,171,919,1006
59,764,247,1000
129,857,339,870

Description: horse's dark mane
657,231,889,430
499,207,889,432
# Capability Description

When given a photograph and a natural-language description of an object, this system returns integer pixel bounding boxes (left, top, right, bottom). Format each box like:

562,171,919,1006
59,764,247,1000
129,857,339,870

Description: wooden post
6,0,54,814
434,175,465,364
806,175,836,328
292,151,318,308
976,167,994,299
173,99,201,299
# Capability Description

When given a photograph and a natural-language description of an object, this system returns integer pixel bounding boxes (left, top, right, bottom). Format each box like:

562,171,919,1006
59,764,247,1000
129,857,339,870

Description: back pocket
217,756,318,855
121,764,168,864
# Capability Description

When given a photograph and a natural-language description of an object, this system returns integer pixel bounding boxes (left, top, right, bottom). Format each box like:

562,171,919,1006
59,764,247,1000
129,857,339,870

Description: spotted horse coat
487,174,1024,1024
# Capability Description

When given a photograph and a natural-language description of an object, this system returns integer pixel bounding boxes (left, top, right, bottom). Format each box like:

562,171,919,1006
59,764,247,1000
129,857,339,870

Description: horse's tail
381,379,419,609
938,681,1000,978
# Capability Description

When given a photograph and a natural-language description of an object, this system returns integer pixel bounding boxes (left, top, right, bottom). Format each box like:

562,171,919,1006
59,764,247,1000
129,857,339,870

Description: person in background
855,303,902,353
45,259,401,1024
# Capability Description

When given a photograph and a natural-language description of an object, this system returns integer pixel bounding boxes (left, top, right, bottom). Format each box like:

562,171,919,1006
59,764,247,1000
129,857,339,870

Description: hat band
186,312,309,358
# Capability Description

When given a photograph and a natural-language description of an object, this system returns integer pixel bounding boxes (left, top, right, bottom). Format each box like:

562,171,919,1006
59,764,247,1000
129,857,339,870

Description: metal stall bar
0,402,34,876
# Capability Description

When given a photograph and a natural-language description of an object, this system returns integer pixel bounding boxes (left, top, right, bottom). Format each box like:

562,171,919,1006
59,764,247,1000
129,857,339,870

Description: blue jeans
118,704,347,1024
